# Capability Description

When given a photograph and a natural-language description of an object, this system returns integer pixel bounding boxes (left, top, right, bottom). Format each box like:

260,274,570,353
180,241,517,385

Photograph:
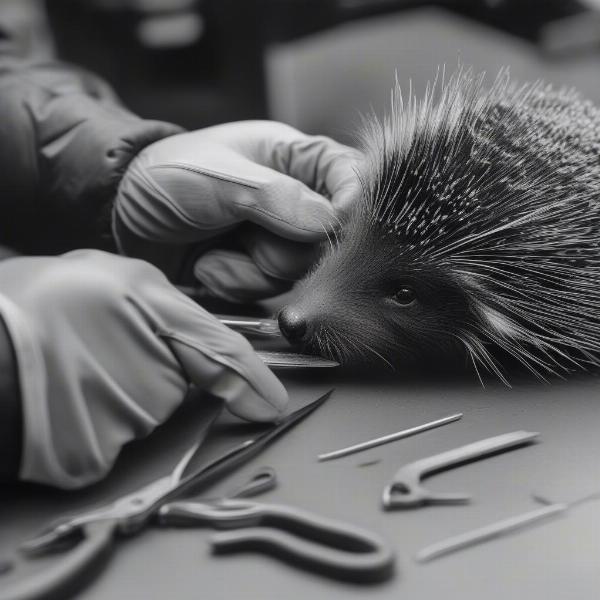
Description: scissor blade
171,397,224,483
165,389,334,503
22,397,224,553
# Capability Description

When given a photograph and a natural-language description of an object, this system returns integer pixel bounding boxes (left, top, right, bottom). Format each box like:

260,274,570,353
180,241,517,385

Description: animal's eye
391,286,416,306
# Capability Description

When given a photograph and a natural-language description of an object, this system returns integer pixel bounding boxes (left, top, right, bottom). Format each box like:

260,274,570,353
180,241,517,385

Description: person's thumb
240,167,339,242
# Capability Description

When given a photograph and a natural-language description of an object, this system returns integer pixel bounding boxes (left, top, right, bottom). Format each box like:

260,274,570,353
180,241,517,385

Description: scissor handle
225,467,277,499
160,500,395,583
0,519,116,600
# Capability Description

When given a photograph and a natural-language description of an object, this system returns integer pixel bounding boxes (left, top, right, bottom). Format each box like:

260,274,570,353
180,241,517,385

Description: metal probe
317,413,463,462
416,489,600,563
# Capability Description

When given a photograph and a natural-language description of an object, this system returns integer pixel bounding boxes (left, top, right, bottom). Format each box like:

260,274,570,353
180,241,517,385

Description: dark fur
281,68,600,383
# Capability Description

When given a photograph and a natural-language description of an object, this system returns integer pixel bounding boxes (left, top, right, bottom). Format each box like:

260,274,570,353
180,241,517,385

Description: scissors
0,390,393,599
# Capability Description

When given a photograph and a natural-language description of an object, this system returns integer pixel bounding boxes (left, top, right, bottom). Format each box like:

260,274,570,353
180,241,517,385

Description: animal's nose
278,308,307,343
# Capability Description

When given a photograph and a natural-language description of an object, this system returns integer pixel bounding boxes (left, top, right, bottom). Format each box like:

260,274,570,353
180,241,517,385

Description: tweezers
216,316,339,368
217,315,281,338
258,351,339,369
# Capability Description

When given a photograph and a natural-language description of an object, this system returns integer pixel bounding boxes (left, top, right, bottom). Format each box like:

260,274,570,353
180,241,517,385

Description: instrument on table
318,413,463,462
382,431,540,509
416,489,600,563
0,390,394,600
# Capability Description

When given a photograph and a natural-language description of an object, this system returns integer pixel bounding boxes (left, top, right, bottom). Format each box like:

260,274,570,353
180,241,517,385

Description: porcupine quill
278,67,600,384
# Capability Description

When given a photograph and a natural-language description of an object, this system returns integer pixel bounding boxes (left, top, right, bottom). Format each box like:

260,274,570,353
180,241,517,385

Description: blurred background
3,0,600,143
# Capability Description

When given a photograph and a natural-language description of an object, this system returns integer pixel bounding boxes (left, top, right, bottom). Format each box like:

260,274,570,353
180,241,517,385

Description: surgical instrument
416,489,600,563
318,413,463,462
215,315,340,368
258,351,339,369
0,391,333,600
217,315,281,337
216,316,340,368
382,431,540,509
175,296,339,366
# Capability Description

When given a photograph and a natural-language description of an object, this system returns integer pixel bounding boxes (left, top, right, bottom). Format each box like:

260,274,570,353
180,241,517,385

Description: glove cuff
0,313,22,482
0,294,78,488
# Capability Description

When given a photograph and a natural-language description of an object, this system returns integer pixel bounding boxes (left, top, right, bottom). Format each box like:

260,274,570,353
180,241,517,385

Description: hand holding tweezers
216,317,340,368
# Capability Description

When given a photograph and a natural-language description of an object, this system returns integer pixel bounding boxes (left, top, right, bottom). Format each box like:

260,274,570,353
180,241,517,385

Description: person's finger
118,134,338,244
116,152,241,243
140,283,288,420
325,155,363,219
168,337,286,422
201,121,361,201
253,125,363,218
193,249,292,302
241,227,321,281
236,166,339,241
272,134,359,188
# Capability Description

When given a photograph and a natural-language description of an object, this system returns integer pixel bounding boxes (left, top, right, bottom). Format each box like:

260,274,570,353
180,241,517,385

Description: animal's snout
278,308,307,344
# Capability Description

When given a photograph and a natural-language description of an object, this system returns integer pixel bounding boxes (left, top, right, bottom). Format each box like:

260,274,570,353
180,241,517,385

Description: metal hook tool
382,431,540,509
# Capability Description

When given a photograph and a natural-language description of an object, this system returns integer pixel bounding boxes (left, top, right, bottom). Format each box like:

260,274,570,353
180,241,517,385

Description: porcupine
277,68,600,383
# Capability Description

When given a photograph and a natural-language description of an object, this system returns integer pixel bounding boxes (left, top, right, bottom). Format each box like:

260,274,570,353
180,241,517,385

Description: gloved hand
114,121,360,302
0,250,287,489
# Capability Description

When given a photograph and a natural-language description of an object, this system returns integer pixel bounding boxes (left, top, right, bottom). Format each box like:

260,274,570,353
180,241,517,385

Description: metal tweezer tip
258,351,339,369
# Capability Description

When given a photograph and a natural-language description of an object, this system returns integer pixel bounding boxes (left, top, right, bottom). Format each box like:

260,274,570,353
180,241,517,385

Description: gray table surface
1,366,599,600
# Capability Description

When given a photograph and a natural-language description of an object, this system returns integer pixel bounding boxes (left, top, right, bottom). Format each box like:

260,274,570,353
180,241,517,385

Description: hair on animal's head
279,67,600,383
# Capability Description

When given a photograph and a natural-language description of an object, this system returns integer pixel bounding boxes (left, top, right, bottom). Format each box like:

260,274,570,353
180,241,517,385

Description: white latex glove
114,121,360,302
0,250,287,489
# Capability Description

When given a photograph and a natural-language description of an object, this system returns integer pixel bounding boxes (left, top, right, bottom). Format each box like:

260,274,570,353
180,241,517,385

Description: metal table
2,368,599,600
